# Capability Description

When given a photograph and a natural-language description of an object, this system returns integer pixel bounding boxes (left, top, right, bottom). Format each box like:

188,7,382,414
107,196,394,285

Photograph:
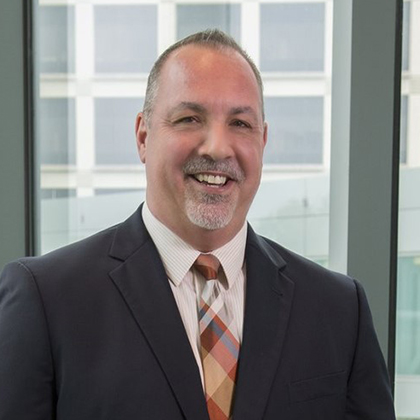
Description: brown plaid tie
194,254,240,420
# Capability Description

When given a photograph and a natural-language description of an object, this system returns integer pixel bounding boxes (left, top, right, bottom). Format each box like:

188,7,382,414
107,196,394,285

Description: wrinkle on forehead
157,45,264,121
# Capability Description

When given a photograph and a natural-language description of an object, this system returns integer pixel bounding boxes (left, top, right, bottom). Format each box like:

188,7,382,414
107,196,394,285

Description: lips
183,157,245,186
192,173,228,186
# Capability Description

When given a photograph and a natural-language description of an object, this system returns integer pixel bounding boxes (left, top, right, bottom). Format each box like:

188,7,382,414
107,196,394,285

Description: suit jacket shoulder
248,228,358,301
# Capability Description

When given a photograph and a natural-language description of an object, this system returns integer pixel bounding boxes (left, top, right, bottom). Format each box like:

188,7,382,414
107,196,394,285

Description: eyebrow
168,102,207,116
168,102,259,119
229,106,259,119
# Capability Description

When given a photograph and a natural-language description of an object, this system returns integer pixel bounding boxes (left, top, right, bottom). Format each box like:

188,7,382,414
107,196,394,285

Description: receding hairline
142,30,265,122
164,43,261,93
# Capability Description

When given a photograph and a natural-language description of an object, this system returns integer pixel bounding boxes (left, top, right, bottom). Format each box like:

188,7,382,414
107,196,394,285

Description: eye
174,115,200,124
231,119,251,129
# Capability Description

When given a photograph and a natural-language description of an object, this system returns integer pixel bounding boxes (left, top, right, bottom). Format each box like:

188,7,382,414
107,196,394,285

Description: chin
185,202,235,231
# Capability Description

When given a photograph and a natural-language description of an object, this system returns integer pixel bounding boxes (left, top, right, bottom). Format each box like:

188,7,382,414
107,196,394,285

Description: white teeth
193,174,227,186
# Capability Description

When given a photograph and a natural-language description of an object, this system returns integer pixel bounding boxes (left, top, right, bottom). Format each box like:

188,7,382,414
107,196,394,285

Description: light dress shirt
142,202,247,386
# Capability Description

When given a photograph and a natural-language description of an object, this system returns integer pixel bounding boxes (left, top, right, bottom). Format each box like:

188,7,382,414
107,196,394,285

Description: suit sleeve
0,261,55,420
345,279,396,420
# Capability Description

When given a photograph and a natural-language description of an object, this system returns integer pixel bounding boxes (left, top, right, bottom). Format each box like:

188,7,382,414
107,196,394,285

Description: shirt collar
142,202,247,289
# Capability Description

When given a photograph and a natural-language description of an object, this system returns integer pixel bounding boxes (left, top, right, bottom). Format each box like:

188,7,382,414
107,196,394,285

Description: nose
198,123,234,161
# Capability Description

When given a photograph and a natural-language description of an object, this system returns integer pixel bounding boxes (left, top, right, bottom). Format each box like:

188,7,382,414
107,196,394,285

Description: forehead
155,45,262,112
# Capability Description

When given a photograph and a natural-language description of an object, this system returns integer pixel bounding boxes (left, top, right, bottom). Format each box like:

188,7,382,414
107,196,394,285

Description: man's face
136,45,267,242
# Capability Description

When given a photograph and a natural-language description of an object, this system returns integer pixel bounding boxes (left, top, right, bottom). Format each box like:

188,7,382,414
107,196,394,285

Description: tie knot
193,254,221,280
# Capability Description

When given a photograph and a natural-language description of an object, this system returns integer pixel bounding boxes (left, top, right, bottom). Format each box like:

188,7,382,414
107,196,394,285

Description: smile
192,173,228,187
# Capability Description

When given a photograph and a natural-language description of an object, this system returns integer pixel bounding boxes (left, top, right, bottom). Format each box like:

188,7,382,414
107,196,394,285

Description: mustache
183,157,245,182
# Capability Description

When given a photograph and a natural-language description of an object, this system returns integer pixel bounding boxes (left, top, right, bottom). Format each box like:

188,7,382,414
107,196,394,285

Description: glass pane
95,98,144,165
40,189,77,200
177,4,241,41
396,257,420,375
260,3,325,72
395,1,420,418
34,1,332,265
264,97,323,164
94,188,144,196
402,1,410,71
400,95,408,164
95,6,157,73
38,98,76,165
38,6,75,73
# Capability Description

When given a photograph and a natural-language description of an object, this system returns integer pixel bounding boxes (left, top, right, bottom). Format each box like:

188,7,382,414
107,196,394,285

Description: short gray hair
143,29,264,122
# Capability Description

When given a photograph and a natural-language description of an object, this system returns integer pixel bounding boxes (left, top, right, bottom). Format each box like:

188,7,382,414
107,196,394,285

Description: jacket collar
232,226,294,420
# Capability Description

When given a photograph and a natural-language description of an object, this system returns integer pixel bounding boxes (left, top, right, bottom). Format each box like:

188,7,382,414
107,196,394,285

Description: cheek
237,143,264,173
159,152,188,190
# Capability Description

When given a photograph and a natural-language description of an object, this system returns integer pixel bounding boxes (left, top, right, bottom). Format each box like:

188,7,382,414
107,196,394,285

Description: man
0,29,395,419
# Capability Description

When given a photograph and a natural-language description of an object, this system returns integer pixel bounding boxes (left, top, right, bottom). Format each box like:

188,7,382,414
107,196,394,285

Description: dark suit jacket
0,206,396,419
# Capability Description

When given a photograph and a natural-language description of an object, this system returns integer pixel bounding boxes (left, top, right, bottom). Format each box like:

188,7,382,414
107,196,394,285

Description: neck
146,203,245,252
176,224,243,253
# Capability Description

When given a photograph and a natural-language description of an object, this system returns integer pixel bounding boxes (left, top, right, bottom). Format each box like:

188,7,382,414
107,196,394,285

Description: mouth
191,173,229,187
192,173,229,187
183,157,245,190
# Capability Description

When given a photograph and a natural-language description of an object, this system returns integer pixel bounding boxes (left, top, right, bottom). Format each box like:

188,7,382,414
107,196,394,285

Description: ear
263,122,268,148
135,112,148,164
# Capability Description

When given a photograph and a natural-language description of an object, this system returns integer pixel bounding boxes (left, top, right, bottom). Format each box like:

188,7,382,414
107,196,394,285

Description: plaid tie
194,254,240,420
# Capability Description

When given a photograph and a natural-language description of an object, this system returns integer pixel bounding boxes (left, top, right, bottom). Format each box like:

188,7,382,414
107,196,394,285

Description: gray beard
184,191,235,230
182,156,245,230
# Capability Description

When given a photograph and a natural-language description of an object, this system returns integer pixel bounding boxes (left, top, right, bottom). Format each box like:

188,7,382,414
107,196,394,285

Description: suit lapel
108,208,209,420
232,227,295,420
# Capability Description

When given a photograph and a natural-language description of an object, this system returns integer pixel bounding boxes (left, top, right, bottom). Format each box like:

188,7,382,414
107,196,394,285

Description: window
40,189,77,200
396,256,420,375
38,98,76,165
95,6,157,73
395,1,420,417
400,95,408,164
264,97,324,165
38,6,75,73
95,98,143,165
402,1,410,71
177,4,241,41
260,3,325,72
95,188,145,196
35,0,332,263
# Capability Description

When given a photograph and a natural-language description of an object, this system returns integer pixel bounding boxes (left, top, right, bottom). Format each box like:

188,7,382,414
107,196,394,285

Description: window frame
0,0,402,393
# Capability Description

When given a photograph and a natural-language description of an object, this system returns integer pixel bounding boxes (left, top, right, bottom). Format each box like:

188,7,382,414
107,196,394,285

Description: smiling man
0,30,396,420
136,42,267,251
